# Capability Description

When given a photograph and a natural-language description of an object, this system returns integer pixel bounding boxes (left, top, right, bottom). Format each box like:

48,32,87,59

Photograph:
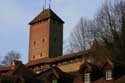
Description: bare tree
95,0,125,64
64,0,125,64
1,50,21,66
66,17,94,53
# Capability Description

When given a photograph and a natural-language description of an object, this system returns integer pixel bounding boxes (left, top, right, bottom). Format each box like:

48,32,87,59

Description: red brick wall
29,20,49,61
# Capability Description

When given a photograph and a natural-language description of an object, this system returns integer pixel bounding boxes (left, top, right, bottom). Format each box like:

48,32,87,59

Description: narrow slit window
33,56,35,59
33,41,36,45
40,53,42,57
42,38,45,43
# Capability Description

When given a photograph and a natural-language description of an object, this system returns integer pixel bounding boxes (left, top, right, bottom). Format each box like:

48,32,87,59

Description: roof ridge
29,8,64,25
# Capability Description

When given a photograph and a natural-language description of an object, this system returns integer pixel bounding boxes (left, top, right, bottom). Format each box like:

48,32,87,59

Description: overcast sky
0,0,106,63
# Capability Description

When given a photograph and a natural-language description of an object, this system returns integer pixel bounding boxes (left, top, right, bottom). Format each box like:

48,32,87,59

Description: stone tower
28,8,64,61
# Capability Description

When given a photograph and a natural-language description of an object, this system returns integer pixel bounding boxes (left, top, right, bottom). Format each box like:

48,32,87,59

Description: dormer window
84,73,91,83
106,70,112,80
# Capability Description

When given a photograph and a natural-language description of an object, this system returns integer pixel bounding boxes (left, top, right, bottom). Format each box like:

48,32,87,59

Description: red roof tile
0,66,12,72
12,62,36,77
29,8,64,25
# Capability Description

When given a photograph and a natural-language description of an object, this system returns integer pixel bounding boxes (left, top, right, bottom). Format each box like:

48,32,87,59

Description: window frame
84,73,91,83
106,70,112,80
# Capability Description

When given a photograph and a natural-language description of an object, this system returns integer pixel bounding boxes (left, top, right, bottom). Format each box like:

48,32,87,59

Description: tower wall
28,9,64,61
29,20,50,61
49,19,63,58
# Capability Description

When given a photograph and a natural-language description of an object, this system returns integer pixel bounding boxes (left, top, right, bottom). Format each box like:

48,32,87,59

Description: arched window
106,70,112,80
84,73,91,83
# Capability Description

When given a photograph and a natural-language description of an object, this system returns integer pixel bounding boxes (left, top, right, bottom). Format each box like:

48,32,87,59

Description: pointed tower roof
29,8,64,25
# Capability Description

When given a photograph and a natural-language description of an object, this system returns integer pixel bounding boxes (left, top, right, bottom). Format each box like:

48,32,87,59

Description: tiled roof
0,60,36,77
12,61,36,77
36,67,65,79
78,61,125,83
29,8,64,25
0,66,12,72
1,60,125,83
0,61,42,82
